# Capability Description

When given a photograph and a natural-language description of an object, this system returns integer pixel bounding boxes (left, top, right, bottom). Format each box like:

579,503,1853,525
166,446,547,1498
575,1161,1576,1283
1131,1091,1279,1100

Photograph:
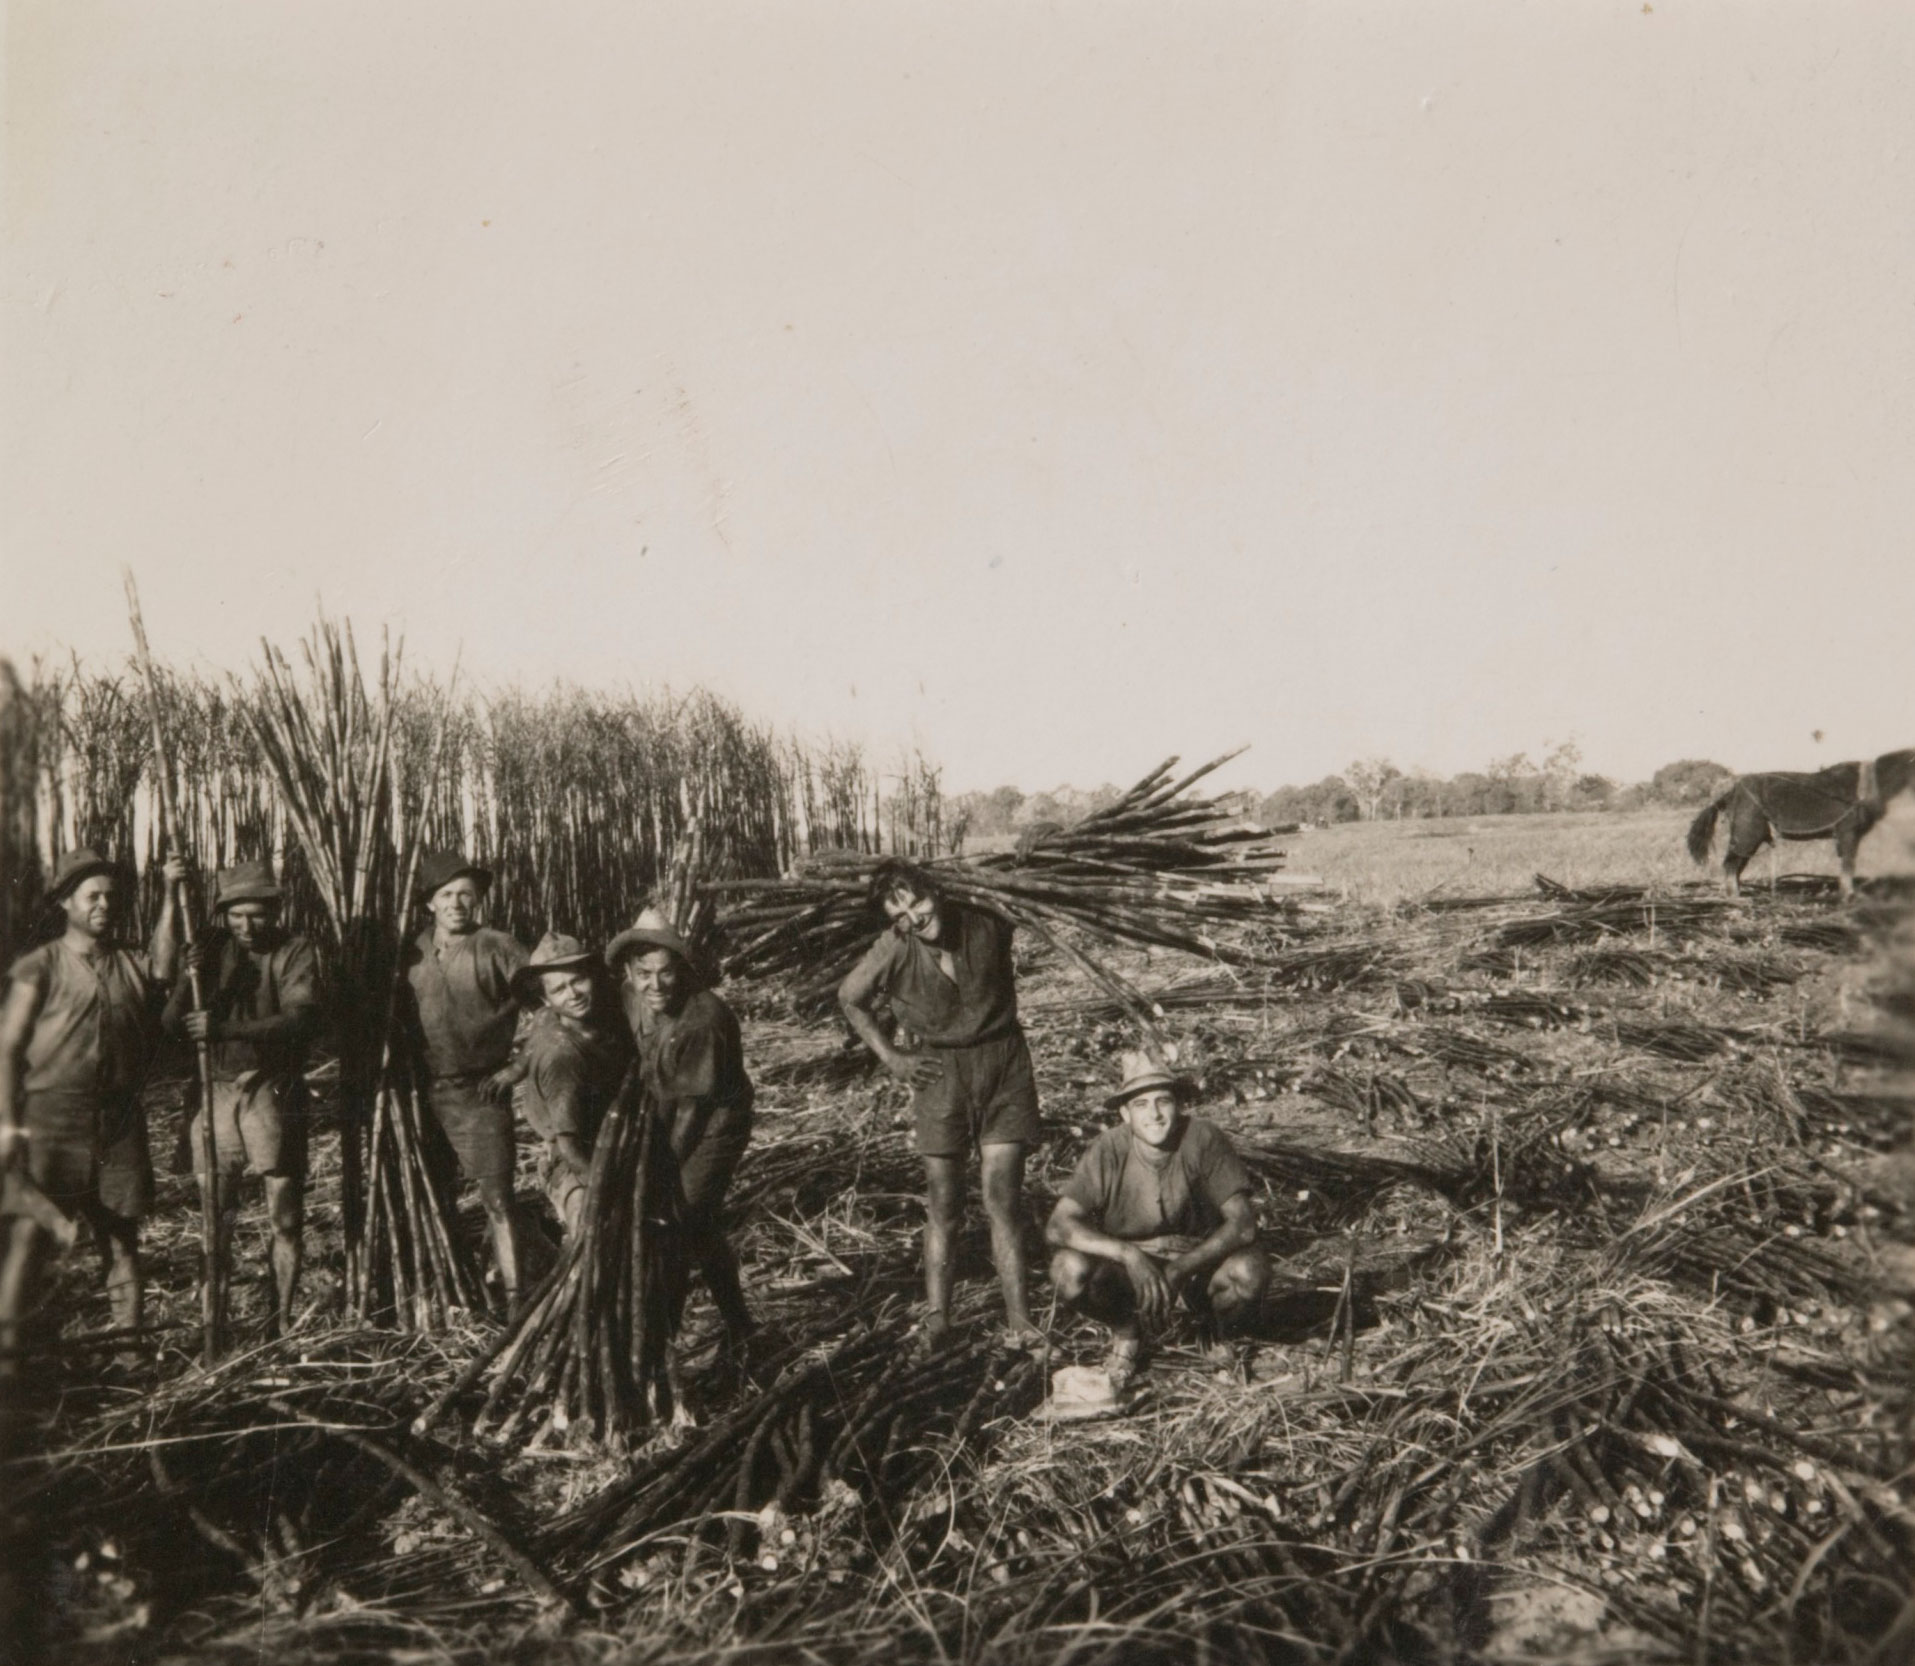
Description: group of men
1,844,1272,1394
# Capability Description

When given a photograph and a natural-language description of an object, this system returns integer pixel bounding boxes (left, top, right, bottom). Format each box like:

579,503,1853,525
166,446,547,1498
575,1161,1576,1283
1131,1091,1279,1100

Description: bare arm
1046,1194,1174,1325
1161,1192,1259,1292
0,978,47,1153
838,952,939,1086
147,854,188,983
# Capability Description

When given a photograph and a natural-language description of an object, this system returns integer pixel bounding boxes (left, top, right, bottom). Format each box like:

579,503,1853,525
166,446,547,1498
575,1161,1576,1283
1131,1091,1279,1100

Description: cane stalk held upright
123,571,225,1365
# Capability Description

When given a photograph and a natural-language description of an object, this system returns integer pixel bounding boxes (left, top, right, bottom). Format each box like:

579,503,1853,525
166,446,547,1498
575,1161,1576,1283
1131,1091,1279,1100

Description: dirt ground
5,810,1911,1665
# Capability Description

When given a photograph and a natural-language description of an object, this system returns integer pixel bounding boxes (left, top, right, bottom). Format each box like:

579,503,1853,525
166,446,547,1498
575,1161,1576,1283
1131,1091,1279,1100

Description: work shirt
7,940,165,1097
163,929,319,1085
850,902,1019,1048
403,926,527,1078
1062,1116,1254,1242
516,1006,631,1146
633,989,754,1122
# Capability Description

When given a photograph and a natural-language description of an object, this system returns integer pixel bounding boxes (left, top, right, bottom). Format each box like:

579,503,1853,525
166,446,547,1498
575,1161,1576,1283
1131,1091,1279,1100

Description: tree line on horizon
947,746,1736,841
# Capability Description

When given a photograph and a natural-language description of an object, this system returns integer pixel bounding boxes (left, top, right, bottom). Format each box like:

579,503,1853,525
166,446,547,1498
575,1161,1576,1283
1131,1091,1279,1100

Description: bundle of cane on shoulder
243,613,481,1327
718,751,1293,1025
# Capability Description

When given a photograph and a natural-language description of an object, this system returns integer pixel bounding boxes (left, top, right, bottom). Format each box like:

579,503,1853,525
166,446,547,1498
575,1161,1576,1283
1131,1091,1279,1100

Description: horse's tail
1687,794,1728,865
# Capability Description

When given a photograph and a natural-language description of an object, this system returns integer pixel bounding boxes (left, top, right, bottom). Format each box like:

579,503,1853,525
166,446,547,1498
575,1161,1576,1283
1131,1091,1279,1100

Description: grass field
7,811,1913,1665
1287,799,1915,905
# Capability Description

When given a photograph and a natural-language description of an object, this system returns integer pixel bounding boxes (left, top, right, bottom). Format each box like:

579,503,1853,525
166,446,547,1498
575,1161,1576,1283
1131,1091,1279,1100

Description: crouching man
1046,1052,1269,1390
164,861,319,1336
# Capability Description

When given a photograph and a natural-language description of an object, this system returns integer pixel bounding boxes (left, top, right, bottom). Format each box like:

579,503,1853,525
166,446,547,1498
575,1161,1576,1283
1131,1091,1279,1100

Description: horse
1686,748,1915,899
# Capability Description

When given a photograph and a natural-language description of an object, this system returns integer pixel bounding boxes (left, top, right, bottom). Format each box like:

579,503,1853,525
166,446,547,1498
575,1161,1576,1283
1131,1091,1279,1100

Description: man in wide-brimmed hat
399,851,528,1310
163,859,319,1335
510,932,631,1235
608,907,756,1366
838,859,1043,1354
1046,1051,1269,1390
1,848,187,1357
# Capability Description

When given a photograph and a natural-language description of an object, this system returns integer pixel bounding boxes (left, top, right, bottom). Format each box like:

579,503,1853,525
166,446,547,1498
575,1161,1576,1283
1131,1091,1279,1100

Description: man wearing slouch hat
608,908,755,1364
0,848,185,1358
1047,1051,1269,1391
400,851,528,1310
510,932,631,1237
163,859,319,1335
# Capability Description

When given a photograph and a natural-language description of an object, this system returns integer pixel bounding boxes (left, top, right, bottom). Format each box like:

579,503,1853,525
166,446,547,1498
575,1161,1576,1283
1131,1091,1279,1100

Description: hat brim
416,864,492,901
1104,1074,1196,1112
606,925,693,966
510,952,602,1004
48,859,119,903
215,886,282,910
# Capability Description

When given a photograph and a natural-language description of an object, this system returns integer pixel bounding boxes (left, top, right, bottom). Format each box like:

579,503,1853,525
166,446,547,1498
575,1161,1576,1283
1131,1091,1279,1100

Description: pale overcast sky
4,2,1911,795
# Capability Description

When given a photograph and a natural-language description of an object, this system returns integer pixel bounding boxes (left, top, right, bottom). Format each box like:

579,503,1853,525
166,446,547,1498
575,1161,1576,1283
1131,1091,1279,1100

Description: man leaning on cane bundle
163,860,319,1336
510,932,630,1237
400,852,528,1311
0,849,185,1361
608,908,755,1367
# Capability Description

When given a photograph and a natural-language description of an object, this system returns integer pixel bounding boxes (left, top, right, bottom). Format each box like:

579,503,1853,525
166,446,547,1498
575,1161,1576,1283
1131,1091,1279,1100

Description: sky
4,1,1912,798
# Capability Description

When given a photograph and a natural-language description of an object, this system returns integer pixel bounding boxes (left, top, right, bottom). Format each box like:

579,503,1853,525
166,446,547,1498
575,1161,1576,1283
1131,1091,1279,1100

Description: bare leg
0,1219,49,1379
979,1142,1032,1333
921,1155,964,1338
99,1218,142,1336
476,1178,521,1307
1835,826,1860,900
264,1175,304,1333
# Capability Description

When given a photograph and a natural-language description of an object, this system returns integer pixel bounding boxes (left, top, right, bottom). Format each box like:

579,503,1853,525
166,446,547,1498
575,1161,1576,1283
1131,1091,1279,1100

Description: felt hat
415,851,492,902
47,847,119,903
1103,1049,1197,1112
511,931,600,1005
605,906,692,968
212,859,282,911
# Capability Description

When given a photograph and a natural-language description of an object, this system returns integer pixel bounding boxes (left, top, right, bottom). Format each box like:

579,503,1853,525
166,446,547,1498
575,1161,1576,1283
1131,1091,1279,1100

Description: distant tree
1540,740,1583,812
1649,759,1734,807
1260,776,1358,827
1346,757,1402,821
1570,773,1616,810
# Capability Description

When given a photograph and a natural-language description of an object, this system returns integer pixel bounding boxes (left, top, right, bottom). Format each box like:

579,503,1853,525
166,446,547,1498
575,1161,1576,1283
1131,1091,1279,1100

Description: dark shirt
517,1006,631,1146
633,988,754,1123
403,926,527,1078
850,902,1019,1047
164,929,319,1084
8,940,164,1096
1062,1116,1253,1241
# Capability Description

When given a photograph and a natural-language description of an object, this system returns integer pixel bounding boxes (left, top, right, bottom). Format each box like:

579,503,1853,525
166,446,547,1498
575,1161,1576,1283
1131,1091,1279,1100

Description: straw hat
212,859,282,911
415,851,492,902
1103,1049,1196,1112
511,931,600,1005
47,847,119,903
605,906,693,968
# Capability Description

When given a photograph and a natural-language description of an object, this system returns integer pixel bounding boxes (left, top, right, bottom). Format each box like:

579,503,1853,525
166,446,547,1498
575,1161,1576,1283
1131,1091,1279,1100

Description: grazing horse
1687,748,1915,899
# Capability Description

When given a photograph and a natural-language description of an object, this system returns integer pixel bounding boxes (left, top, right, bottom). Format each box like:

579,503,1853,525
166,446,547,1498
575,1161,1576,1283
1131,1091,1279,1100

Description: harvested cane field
6,809,1914,1666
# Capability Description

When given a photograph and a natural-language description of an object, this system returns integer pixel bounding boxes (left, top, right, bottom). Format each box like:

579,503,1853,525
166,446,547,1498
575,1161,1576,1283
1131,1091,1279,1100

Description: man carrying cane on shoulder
0,849,185,1368
163,860,319,1337
838,859,1044,1356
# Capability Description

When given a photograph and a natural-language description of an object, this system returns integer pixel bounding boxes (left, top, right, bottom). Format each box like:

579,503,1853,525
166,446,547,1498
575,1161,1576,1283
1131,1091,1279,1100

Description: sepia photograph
2,4,1912,1662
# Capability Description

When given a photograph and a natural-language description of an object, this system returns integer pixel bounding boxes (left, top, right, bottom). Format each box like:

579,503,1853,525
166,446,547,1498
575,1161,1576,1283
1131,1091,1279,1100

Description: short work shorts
911,1028,1041,1159
189,1077,308,1181
426,1075,514,1188
7,1088,153,1229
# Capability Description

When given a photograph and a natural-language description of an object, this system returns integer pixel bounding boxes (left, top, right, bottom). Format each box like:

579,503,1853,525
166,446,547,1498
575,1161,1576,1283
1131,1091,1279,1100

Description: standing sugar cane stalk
123,571,225,1365
0,848,184,1372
